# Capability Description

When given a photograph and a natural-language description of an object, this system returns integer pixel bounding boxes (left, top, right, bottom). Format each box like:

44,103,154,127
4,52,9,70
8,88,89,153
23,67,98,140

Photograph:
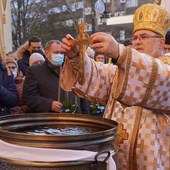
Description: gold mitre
133,3,170,37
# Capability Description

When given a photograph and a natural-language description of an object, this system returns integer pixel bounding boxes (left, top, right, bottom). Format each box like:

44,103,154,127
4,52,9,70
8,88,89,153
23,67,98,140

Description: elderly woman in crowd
0,54,19,116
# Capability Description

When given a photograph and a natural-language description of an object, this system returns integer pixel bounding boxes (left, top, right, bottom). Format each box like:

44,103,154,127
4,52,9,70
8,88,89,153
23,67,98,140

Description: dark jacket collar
0,61,6,71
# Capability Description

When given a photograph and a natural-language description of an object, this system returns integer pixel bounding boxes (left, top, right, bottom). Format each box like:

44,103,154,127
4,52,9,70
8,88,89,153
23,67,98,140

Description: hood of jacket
16,41,29,59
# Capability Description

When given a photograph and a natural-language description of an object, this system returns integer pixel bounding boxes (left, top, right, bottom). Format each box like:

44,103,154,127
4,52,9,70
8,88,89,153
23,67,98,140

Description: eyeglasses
131,34,162,42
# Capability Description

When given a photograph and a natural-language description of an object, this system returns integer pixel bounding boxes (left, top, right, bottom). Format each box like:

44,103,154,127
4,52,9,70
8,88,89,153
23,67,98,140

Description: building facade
4,0,169,52
45,0,157,43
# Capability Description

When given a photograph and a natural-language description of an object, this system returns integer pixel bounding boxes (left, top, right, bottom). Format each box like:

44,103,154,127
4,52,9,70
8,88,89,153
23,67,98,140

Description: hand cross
72,23,91,85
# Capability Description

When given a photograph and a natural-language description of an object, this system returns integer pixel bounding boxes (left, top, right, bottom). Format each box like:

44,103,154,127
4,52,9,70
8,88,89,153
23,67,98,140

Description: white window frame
62,5,67,12
65,20,73,27
126,0,138,7
120,30,125,40
72,3,76,12
120,0,126,3
84,7,91,15
76,1,84,9
103,0,111,3
86,24,92,32
78,18,84,24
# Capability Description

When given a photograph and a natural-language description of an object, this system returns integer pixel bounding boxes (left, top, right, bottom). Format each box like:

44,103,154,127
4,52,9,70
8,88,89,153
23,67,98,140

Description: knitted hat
5,56,18,69
165,30,170,45
29,53,45,66
133,3,170,37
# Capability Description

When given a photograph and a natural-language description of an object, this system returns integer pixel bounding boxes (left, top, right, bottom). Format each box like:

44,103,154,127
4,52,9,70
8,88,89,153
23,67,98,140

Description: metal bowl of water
0,113,118,169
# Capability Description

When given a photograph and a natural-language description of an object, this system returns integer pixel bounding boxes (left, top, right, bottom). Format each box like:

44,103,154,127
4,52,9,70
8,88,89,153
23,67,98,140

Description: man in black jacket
17,36,44,76
23,40,90,114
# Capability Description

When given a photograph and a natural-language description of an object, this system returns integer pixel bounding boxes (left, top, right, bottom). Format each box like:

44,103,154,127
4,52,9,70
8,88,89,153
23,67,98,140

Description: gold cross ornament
72,23,91,85
115,124,129,147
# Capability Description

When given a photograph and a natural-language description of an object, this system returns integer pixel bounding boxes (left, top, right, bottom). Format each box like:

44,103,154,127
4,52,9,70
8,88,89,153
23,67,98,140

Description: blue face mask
50,54,64,66
12,71,17,78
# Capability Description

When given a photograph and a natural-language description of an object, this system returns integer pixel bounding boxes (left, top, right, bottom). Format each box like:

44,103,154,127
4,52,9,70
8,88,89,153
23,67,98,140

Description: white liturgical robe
61,44,170,170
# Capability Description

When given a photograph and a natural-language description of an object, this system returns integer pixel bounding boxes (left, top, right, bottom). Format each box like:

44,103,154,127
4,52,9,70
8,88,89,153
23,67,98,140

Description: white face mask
12,71,17,78
50,54,64,66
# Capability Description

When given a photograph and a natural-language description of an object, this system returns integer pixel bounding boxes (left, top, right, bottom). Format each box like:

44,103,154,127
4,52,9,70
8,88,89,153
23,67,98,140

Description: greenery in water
62,94,78,114
90,102,105,115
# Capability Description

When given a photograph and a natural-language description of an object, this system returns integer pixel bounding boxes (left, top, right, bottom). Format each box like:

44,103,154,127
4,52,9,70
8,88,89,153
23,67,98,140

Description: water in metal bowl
0,113,118,150
0,113,118,170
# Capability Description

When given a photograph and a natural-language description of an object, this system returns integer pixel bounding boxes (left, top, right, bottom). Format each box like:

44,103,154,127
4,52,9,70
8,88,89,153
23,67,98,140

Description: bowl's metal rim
0,156,94,167
0,113,118,148
0,113,118,138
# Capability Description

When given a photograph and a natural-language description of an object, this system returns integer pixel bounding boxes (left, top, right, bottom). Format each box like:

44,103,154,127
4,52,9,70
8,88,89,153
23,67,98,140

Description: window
48,7,60,14
120,11,125,16
78,18,84,24
35,0,41,3
120,0,126,3
114,12,118,17
62,5,67,12
86,24,92,32
97,15,103,25
114,11,125,17
66,20,73,27
114,12,125,17
28,0,34,4
126,0,138,7
76,1,84,9
42,1,47,6
120,2,126,10
120,30,125,40
103,0,111,3
84,7,91,15
72,3,76,12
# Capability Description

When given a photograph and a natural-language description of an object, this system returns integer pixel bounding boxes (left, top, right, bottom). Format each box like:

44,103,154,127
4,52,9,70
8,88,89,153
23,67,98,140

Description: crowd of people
0,2,170,170
1,37,91,115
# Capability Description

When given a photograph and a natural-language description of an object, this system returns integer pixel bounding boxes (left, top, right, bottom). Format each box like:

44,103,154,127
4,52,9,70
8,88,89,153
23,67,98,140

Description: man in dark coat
17,36,44,76
23,40,90,114
0,60,19,116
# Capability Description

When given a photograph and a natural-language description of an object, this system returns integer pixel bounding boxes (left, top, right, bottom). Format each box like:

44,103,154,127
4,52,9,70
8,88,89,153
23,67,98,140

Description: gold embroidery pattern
117,46,128,66
117,47,132,100
104,102,170,170
115,124,129,147
85,59,94,96
73,86,107,104
129,107,143,170
139,58,158,106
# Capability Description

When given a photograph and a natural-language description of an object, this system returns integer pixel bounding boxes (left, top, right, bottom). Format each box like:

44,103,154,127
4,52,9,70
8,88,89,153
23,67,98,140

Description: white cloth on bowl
0,139,116,170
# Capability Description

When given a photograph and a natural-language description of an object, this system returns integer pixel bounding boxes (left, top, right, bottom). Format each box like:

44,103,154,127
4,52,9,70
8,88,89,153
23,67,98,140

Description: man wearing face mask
23,40,90,114
16,36,45,76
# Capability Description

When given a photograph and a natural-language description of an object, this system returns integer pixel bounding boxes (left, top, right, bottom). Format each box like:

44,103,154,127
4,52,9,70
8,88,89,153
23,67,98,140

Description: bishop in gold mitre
61,1,170,170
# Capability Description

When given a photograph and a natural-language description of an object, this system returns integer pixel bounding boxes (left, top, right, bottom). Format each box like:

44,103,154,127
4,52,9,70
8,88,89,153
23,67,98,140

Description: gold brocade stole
129,107,143,170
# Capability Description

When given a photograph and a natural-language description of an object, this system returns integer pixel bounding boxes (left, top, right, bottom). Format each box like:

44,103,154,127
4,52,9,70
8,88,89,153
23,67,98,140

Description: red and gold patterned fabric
61,45,170,170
